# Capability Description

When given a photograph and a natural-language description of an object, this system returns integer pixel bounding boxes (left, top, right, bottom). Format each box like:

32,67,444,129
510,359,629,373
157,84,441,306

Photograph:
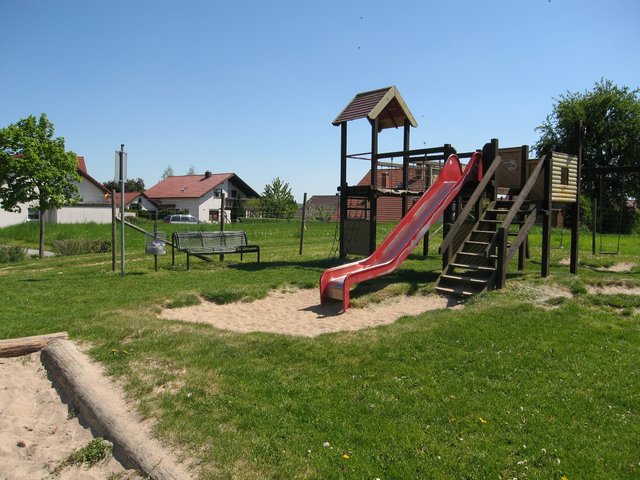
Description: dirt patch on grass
596,262,636,272
159,288,460,337
587,284,640,295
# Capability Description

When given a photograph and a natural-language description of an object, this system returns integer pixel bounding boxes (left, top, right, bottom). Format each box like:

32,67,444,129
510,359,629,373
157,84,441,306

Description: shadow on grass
228,258,340,272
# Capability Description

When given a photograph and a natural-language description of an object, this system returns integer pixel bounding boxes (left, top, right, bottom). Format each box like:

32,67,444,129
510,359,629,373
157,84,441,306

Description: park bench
172,231,260,270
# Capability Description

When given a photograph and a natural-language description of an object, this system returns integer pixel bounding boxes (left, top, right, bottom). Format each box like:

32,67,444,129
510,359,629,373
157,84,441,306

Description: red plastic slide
319,152,482,311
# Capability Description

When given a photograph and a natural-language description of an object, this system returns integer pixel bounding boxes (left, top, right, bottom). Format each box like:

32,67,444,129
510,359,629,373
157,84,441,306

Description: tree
535,79,640,210
0,114,80,257
259,177,298,219
103,177,145,193
186,164,196,175
161,165,174,180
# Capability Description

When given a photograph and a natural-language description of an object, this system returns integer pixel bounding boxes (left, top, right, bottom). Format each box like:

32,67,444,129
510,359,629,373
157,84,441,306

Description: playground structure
320,86,581,310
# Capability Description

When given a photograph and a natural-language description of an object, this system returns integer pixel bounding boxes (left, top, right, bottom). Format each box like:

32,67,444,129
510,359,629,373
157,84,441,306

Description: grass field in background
1,220,639,479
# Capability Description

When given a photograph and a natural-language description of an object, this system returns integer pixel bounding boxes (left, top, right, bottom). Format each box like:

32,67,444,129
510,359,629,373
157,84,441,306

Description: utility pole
117,144,127,277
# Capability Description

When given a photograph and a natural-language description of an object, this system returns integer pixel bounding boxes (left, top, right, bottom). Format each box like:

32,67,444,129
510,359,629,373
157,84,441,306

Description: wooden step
464,240,490,247
435,286,477,296
470,232,496,243
456,251,497,260
440,274,489,285
449,262,496,272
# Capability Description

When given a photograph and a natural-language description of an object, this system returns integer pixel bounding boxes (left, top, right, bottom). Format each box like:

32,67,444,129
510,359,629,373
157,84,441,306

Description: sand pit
159,288,460,336
0,353,141,479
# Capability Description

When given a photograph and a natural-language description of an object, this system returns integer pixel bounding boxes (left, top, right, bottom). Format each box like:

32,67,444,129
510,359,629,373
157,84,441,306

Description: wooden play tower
333,86,457,258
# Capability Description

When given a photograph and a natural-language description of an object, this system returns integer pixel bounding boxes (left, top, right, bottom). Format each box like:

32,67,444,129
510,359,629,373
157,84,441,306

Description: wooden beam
340,122,348,258
570,121,583,275
0,332,68,358
41,339,191,479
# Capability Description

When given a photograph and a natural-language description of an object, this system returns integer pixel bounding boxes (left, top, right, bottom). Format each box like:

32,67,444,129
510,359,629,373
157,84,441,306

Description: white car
163,214,203,224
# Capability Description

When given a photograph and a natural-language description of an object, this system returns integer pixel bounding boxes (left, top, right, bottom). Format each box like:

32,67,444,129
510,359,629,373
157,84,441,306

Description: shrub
0,245,26,263
237,217,296,224
52,238,111,256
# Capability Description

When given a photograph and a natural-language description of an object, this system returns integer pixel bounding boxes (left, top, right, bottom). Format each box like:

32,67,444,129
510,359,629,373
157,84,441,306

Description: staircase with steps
436,199,535,296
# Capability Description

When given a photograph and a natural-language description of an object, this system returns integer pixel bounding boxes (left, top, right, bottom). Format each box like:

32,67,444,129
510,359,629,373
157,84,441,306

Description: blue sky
2,0,638,201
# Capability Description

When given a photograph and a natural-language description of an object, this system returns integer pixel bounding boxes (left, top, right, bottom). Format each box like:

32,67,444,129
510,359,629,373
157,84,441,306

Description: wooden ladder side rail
495,208,538,289
505,208,538,265
501,155,547,228
440,154,503,258
484,155,547,259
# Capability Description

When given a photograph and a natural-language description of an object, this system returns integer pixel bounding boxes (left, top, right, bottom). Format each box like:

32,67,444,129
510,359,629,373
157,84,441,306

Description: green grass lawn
1,220,639,479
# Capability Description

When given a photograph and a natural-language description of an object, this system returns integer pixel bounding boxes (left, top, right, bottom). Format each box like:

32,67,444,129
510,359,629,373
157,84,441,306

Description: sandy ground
159,288,461,336
0,352,141,480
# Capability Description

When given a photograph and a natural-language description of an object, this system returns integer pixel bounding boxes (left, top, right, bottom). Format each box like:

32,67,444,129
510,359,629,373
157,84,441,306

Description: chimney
204,171,212,179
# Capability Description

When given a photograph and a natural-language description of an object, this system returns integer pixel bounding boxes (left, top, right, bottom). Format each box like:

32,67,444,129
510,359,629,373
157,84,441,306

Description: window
213,189,222,198
560,166,569,185
28,208,40,221
231,190,238,198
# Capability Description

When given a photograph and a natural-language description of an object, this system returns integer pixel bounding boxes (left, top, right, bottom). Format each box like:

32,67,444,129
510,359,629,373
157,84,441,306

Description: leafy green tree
535,79,640,210
260,177,298,219
0,114,80,257
161,165,174,180
103,177,145,193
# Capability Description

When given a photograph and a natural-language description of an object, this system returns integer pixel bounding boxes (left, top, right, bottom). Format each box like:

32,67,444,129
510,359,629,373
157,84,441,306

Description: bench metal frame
172,231,260,270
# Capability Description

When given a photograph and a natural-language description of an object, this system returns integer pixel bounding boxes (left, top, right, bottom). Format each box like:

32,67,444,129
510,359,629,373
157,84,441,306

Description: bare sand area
0,352,141,480
159,288,460,336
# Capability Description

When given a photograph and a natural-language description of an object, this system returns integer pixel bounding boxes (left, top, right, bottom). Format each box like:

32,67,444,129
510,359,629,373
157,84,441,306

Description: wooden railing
439,154,502,259
485,155,547,258
493,155,548,288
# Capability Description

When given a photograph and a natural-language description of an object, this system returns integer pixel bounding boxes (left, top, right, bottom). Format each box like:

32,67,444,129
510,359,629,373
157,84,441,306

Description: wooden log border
40,339,191,480
0,331,69,357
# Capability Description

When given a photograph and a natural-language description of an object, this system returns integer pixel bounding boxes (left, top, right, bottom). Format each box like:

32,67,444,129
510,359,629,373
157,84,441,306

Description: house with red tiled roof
145,171,260,223
111,192,159,213
0,156,111,227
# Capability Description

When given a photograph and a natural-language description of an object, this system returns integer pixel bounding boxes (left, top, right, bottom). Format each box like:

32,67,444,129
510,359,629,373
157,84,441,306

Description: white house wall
0,206,28,228
160,193,224,223
78,179,107,203
138,197,157,212
44,205,112,224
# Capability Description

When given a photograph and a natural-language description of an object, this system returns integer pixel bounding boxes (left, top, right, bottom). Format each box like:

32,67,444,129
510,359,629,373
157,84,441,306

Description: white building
0,156,111,227
144,171,260,223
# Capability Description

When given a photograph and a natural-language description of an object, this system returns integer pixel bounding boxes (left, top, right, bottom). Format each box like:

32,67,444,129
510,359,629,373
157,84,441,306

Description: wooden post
299,193,307,255
496,227,508,289
441,204,453,271
482,139,499,203
518,145,529,271
339,122,347,258
402,119,410,218
111,188,117,272
570,121,582,275
369,117,379,254
541,155,552,277
592,196,597,255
